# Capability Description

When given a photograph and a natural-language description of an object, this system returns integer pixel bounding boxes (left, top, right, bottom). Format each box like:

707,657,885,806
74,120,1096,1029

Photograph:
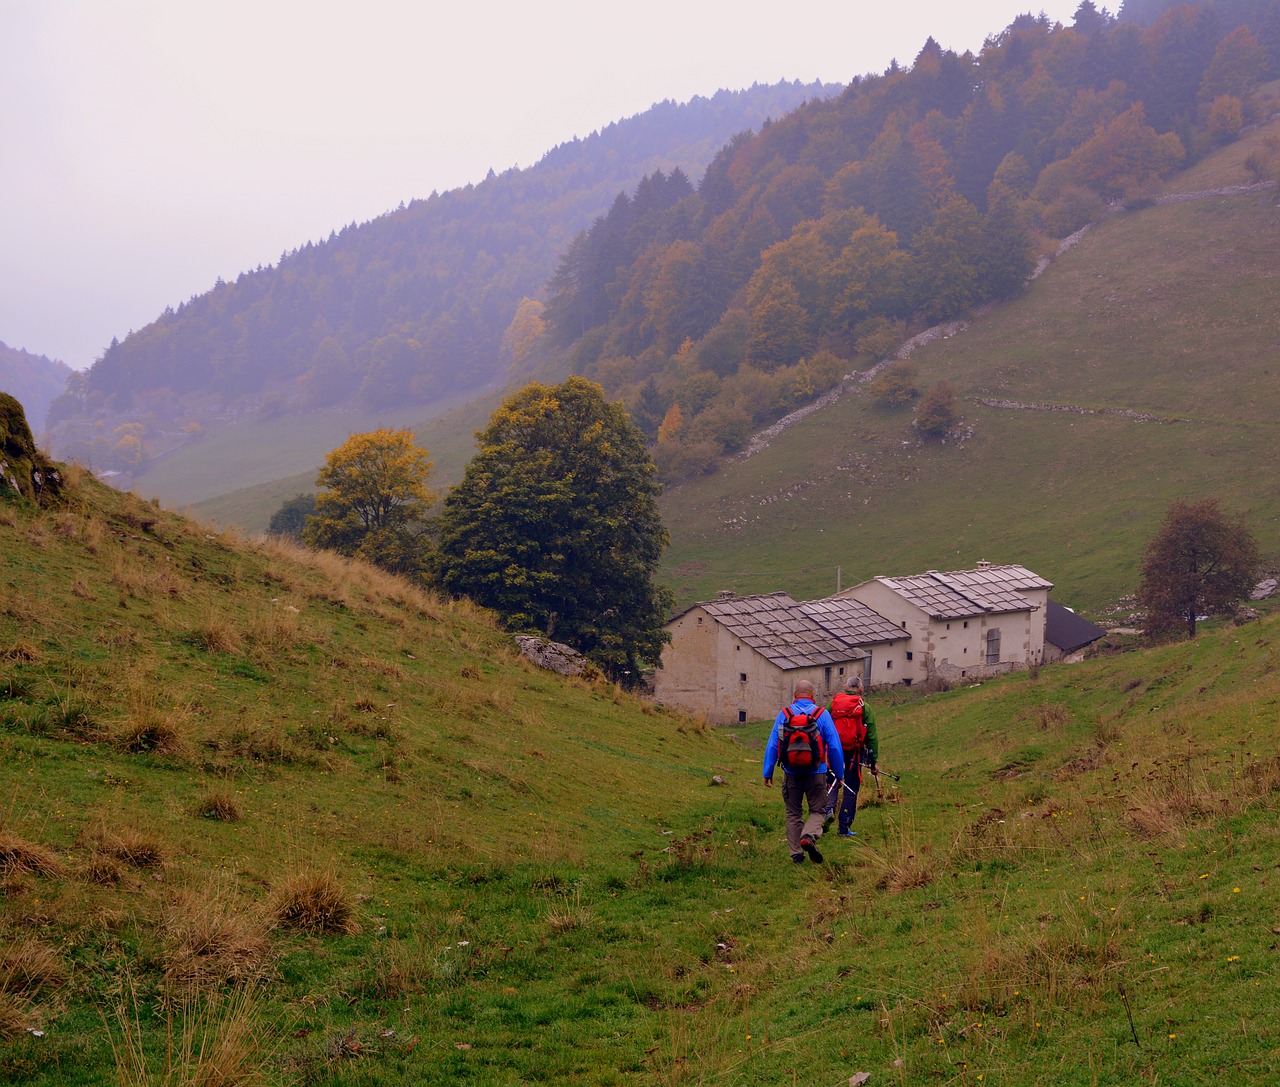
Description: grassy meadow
4,471,1280,1085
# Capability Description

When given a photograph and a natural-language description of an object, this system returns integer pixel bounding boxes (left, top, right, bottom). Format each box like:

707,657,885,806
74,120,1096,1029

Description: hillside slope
659,113,1280,619
6,449,1280,1084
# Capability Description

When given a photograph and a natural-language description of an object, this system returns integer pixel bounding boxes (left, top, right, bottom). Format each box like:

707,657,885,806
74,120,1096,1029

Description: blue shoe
838,828,857,838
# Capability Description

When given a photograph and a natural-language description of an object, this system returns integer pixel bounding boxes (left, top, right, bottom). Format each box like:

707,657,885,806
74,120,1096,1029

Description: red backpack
830,691,866,751
778,705,826,772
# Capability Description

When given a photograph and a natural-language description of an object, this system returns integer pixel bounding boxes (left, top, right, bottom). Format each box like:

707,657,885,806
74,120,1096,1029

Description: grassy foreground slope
660,116,1280,617
5,472,1280,1085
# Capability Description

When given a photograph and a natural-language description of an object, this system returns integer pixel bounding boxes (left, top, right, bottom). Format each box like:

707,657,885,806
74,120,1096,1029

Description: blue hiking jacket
762,699,844,780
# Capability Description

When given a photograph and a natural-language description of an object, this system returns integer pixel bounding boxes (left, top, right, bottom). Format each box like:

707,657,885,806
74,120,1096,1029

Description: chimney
716,590,736,601
976,559,992,569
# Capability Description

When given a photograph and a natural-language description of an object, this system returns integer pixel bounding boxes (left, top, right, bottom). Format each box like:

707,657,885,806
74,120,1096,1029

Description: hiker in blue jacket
763,679,844,865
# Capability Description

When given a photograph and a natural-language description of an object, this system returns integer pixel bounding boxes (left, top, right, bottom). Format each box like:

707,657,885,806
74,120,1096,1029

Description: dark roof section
875,564,1052,619
697,591,869,670
799,596,908,645
1045,599,1106,653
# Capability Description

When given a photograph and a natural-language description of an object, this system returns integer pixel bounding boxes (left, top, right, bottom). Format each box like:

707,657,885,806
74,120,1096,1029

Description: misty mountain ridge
0,341,71,434
42,81,838,476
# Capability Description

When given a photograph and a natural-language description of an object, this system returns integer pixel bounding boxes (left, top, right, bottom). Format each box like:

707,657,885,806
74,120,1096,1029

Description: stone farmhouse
653,562,1061,724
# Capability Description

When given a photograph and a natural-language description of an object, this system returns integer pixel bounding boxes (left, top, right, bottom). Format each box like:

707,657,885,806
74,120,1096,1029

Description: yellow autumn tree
302,427,436,578
657,403,685,444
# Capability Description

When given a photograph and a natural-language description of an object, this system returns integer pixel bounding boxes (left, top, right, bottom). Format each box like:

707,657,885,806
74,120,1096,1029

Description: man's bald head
793,679,815,699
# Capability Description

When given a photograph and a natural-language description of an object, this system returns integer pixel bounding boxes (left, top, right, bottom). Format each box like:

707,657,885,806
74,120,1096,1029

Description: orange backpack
830,691,866,751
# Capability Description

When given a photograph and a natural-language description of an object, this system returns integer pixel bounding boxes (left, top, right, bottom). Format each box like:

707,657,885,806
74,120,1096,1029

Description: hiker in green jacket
828,675,879,837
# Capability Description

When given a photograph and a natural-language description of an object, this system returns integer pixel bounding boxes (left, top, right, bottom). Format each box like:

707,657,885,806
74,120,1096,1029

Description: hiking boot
800,835,824,864
791,853,805,864
838,828,857,838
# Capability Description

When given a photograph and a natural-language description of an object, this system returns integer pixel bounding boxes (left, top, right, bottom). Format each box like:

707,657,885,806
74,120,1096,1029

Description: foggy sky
1,0,1077,371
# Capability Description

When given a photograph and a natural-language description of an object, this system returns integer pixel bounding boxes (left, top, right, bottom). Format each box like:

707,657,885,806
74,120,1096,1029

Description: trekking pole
863,757,900,783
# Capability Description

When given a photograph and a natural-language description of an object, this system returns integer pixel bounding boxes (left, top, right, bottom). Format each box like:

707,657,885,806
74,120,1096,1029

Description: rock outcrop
0,392,63,505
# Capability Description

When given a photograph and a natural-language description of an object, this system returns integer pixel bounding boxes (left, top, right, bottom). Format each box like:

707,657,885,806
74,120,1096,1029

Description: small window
902,677,912,686
696,617,703,625
906,651,913,661
738,710,747,723
838,666,845,676
963,620,969,629
946,622,951,630
735,644,740,652
887,660,894,670
986,627,1001,664
739,672,747,683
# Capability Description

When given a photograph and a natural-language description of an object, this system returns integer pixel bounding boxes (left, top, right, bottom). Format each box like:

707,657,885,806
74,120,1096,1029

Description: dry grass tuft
356,932,432,999
1023,701,1070,731
162,886,274,992
1,640,40,663
194,789,242,822
1122,764,1228,841
191,615,242,655
115,676,192,756
0,832,65,879
81,852,125,886
0,991,38,1041
544,890,594,934
110,982,280,1087
88,826,168,870
245,607,302,657
0,939,69,998
117,712,189,756
268,869,359,935
868,816,935,893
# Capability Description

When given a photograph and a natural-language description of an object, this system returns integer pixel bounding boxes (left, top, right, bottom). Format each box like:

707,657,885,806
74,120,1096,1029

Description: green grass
6,470,1280,1084
660,116,1280,618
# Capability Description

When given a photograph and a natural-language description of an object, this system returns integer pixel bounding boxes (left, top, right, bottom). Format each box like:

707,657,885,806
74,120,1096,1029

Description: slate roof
696,591,869,670
875,564,1052,619
1045,599,1106,653
799,596,907,645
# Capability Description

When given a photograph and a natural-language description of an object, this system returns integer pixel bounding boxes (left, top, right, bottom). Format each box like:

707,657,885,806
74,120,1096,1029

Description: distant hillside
656,108,1280,619
44,81,838,484
541,0,1279,485
0,341,70,434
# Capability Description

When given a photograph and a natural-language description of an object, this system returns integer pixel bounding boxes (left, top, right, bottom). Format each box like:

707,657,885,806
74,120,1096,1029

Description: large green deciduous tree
437,377,674,683
303,427,435,578
1137,498,1261,639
